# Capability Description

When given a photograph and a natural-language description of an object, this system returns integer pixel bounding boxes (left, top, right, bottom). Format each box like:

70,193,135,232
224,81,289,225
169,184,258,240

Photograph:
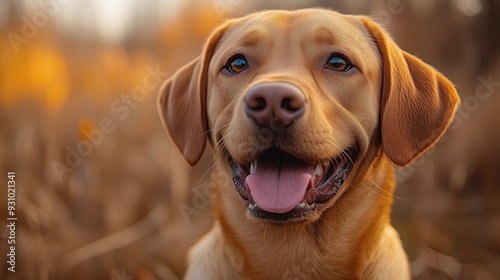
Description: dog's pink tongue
245,151,312,214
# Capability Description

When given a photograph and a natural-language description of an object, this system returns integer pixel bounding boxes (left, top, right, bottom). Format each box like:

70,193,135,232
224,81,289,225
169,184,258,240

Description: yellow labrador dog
158,8,459,280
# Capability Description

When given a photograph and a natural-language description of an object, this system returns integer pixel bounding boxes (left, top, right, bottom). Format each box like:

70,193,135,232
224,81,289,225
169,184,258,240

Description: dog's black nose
244,82,305,127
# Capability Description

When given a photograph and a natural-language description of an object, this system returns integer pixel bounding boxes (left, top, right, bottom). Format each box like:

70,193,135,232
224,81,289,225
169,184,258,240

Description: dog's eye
224,55,249,74
325,54,352,72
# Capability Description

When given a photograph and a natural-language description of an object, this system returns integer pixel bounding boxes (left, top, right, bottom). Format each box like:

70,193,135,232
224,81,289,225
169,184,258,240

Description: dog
158,8,459,280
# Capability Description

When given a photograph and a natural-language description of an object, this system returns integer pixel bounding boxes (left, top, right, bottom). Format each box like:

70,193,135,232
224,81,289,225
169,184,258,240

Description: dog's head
158,9,459,222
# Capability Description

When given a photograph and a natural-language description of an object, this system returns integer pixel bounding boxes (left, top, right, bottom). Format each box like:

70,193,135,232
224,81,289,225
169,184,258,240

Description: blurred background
0,0,499,279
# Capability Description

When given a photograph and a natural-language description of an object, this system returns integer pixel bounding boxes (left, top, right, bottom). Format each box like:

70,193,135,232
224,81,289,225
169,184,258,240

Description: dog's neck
211,153,396,279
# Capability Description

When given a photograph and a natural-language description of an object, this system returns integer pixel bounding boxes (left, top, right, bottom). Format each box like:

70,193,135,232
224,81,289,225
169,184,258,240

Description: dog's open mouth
229,147,358,221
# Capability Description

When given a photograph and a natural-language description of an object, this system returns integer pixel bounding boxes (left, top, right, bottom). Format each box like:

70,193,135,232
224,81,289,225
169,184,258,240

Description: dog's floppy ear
158,21,232,166
361,18,459,166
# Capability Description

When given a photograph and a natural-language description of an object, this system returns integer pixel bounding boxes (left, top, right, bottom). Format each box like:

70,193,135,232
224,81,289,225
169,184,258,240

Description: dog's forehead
220,9,368,48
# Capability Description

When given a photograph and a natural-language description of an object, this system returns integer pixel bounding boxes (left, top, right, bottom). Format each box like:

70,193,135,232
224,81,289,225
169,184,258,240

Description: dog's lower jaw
184,155,410,280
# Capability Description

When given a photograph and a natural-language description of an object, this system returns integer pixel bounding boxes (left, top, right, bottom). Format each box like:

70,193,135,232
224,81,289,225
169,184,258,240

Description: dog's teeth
250,162,255,174
314,164,322,176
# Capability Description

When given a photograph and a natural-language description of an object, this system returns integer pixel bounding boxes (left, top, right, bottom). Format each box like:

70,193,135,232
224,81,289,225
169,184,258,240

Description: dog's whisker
197,161,217,189
243,213,252,234
307,223,324,247
363,177,407,201
197,129,236,186
212,130,235,156
359,182,391,201
324,138,354,165
203,123,230,136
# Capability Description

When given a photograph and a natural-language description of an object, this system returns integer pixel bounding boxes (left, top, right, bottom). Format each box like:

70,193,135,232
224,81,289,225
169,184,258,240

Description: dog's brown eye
224,55,249,74
325,54,352,72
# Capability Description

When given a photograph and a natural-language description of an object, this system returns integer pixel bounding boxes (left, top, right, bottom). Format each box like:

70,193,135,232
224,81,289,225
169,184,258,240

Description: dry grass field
1,0,499,279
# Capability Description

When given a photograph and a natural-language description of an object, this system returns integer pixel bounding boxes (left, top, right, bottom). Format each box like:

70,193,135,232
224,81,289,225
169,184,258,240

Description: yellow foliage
0,32,69,111
78,117,94,141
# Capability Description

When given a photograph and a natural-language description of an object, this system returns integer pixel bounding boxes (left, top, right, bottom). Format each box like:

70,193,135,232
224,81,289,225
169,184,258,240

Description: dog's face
159,9,459,222
206,10,380,220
